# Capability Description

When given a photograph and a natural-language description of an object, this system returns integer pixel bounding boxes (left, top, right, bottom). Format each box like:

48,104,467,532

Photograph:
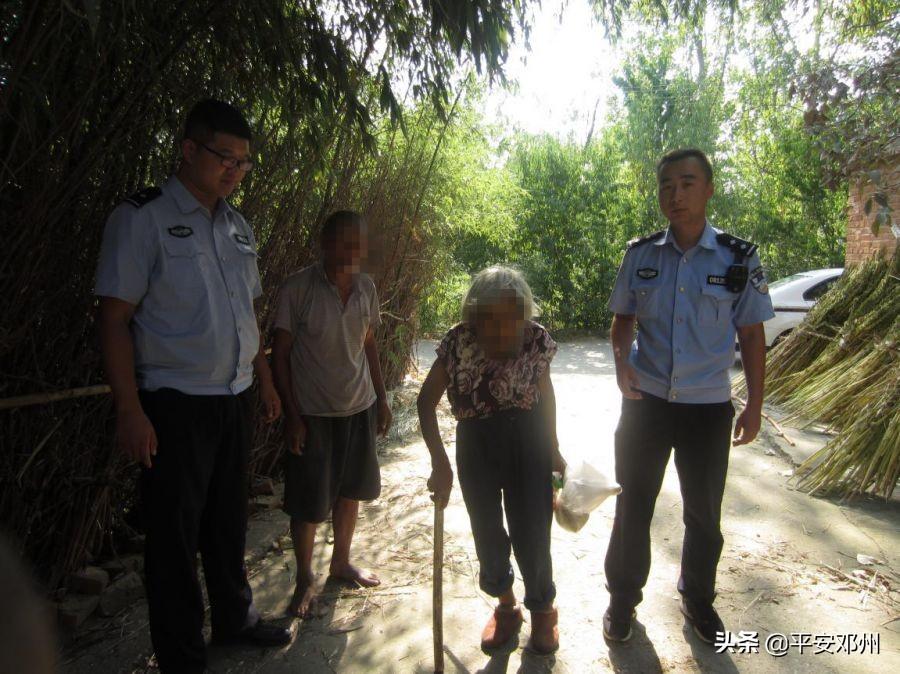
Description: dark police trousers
139,388,259,673
456,406,556,611
604,393,734,610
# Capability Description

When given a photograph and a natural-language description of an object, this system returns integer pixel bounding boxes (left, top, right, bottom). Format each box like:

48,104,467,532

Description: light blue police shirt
95,175,263,395
608,222,775,404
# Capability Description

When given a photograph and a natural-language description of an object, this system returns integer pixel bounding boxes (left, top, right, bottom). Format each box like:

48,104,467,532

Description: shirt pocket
699,285,735,327
162,239,206,290
633,281,661,319
230,236,260,290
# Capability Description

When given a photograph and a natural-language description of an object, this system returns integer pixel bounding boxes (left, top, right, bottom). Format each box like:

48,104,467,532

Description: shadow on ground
61,340,899,673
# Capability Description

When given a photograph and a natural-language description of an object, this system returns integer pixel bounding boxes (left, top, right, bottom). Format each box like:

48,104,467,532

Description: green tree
612,34,732,229
508,129,640,331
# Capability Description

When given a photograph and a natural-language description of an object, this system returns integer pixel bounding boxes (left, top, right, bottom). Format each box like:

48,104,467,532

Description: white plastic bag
555,461,622,532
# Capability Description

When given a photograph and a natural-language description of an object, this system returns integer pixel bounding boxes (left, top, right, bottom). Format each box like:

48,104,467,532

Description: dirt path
63,340,899,673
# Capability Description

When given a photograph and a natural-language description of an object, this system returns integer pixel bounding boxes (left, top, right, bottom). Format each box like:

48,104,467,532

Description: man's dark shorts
282,403,381,523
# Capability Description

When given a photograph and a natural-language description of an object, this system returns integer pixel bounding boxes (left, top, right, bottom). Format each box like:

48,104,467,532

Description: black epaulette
124,186,162,208
627,230,665,249
716,232,758,258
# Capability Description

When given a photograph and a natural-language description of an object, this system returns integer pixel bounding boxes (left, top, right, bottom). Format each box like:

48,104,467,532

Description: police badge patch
167,225,194,238
749,266,768,294
233,233,250,245
637,268,658,279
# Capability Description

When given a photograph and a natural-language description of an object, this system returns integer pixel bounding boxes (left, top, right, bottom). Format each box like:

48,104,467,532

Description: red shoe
529,607,559,654
480,605,524,651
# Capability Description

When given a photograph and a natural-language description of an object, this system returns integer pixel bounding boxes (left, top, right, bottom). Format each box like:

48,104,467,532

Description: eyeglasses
194,141,254,172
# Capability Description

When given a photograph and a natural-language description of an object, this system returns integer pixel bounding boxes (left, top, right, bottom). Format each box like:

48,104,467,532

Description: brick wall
845,159,900,266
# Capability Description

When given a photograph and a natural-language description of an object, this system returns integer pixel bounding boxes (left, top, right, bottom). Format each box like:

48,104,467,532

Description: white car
762,268,844,346
735,268,844,354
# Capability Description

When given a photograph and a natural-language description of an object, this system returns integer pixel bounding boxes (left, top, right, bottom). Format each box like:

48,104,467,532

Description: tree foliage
419,0,880,334
0,0,532,585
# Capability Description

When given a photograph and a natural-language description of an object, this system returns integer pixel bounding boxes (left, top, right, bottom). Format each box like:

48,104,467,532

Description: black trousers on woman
455,406,556,612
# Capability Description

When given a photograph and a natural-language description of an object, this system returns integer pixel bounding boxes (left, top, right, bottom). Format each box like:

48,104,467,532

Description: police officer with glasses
95,99,290,673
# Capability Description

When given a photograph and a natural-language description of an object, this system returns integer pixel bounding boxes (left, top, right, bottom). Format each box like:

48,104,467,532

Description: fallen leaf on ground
856,553,884,566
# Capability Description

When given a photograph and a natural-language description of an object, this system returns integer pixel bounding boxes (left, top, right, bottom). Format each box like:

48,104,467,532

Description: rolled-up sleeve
608,251,636,315
94,204,153,306
733,252,776,327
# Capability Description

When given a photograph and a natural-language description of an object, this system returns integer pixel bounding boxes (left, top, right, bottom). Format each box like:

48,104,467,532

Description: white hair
461,265,537,322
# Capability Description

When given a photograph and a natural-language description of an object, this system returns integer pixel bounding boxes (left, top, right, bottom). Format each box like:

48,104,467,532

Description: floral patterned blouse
436,321,558,420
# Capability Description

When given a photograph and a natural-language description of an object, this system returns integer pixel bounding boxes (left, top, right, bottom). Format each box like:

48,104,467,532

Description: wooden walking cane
433,502,445,673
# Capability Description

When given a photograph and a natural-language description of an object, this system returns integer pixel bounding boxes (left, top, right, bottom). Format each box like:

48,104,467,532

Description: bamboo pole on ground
433,503,444,673
0,385,111,411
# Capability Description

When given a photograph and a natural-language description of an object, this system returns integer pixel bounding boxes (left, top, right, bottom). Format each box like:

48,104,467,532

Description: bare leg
287,518,319,618
498,588,516,608
328,498,380,587
481,587,522,651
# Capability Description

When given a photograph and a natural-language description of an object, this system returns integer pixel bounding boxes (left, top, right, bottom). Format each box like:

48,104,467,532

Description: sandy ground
62,339,899,673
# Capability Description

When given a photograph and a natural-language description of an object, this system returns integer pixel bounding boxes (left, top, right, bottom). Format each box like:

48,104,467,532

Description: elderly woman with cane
417,265,565,655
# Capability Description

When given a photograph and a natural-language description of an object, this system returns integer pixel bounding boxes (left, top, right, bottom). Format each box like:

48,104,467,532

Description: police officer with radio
602,148,774,644
95,99,290,672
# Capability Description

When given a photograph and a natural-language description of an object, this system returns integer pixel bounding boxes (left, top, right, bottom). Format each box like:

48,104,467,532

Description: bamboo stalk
750,258,899,499
0,385,111,411
0,348,280,411
433,504,445,673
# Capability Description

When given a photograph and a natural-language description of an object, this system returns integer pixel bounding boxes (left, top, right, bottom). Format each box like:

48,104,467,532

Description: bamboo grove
2,0,898,586
0,0,527,585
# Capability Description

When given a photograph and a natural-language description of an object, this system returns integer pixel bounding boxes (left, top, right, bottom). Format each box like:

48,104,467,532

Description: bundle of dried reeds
749,253,899,499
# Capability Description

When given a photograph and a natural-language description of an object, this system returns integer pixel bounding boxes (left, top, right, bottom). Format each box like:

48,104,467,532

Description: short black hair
184,99,252,143
320,210,364,245
656,148,713,183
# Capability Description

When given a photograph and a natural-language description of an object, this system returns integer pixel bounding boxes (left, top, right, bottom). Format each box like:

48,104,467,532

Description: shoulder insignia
627,230,665,249
124,186,162,208
749,266,769,294
716,232,758,258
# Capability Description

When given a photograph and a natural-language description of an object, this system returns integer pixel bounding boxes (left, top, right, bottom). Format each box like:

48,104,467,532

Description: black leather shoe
216,620,293,647
680,598,725,645
602,606,635,642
